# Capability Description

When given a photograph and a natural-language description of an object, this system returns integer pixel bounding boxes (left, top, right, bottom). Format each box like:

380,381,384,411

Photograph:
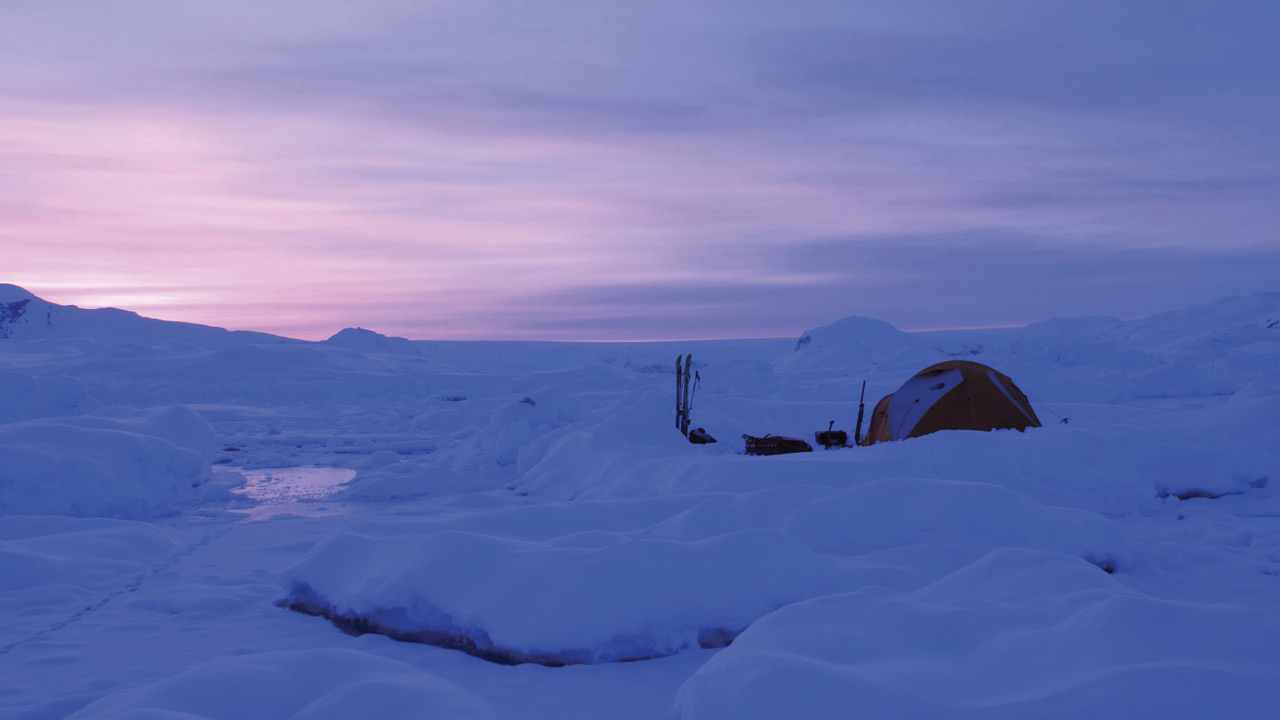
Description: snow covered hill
782,292,1280,405
324,327,423,356
1,284,1278,719
0,283,286,347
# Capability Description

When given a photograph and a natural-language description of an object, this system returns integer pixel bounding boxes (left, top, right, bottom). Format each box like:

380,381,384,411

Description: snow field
65,648,496,720
0,288,1277,719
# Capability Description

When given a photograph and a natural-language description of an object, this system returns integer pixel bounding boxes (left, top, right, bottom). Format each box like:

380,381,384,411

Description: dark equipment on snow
815,421,849,450
675,354,685,432
688,427,717,444
675,354,695,437
742,434,813,456
853,380,867,445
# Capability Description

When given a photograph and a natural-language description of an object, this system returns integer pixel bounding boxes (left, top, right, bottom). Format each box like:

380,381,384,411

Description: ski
680,354,693,436
676,355,685,431
854,380,867,445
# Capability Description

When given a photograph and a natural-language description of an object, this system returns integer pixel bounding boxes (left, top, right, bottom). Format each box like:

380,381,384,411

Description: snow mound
677,549,1280,720
280,526,843,665
504,388,754,500
62,405,218,461
325,327,423,356
0,408,214,518
66,648,494,720
0,368,102,424
779,316,925,370
475,387,593,471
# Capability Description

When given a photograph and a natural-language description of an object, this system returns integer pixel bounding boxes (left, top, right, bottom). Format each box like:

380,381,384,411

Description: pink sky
4,1,1277,340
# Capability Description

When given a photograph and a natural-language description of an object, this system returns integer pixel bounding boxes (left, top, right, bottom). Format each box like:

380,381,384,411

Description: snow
1,286,1278,719
0,368,101,424
781,477,1127,563
66,649,496,720
282,526,844,665
677,549,1280,719
324,327,424,357
0,407,213,519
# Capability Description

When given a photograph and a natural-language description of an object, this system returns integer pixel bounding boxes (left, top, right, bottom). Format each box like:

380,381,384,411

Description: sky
2,0,1278,341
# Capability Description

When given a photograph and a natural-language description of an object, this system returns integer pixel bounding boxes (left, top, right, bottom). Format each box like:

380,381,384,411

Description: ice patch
231,467,357,521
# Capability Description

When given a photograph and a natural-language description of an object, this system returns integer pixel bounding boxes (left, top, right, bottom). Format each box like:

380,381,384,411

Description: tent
859,360,1041,445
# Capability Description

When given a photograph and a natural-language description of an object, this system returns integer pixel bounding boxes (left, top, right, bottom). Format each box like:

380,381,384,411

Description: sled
742,434,813,456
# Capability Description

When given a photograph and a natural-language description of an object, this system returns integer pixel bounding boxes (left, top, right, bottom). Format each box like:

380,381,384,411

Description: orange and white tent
859,360,1041,445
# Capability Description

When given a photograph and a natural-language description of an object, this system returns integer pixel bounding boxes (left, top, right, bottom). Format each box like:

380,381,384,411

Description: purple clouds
3,1,1277,339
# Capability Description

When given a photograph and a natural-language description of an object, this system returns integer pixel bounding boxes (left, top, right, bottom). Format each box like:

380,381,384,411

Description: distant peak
0,284,38,303
327,327,382,342
793,316,908,351
325,327,421,355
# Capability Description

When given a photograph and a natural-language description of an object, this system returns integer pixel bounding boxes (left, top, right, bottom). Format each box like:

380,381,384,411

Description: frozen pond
231,466,357,521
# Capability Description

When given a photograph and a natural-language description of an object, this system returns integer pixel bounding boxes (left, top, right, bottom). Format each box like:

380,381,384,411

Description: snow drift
281,526,844,665
677,549,1280,720
0,406,214,518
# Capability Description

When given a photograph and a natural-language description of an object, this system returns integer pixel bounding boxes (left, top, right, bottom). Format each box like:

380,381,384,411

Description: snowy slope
0,283,286,347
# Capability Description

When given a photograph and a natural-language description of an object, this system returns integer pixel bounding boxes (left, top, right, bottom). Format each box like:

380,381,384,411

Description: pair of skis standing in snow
675,354,715,444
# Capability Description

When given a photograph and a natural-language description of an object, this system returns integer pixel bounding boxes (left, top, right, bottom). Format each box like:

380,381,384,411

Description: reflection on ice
231,467,357,521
